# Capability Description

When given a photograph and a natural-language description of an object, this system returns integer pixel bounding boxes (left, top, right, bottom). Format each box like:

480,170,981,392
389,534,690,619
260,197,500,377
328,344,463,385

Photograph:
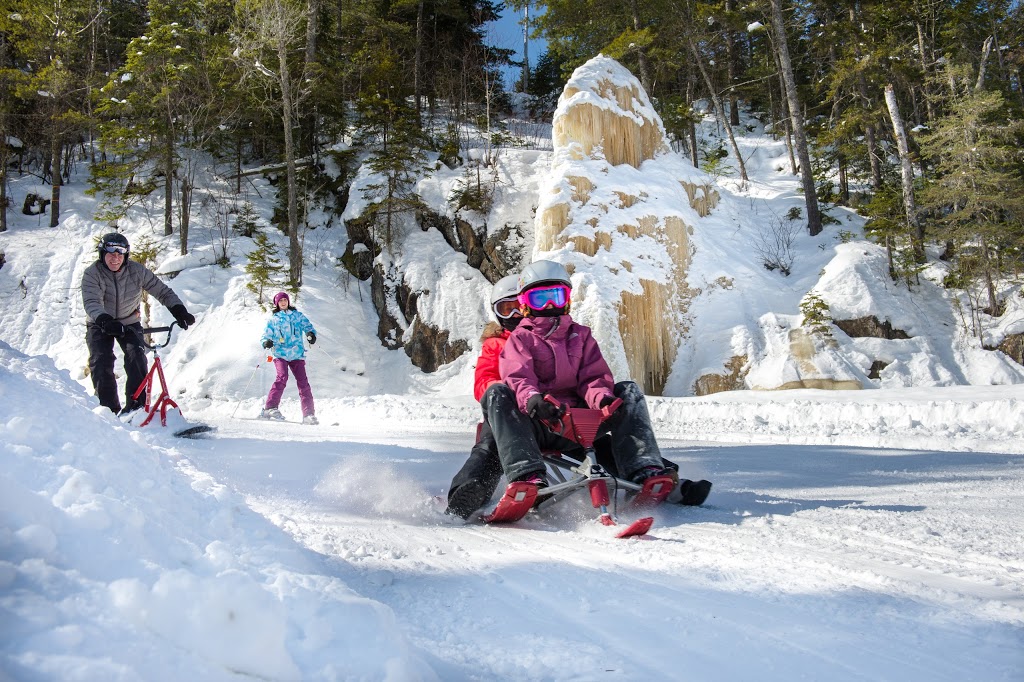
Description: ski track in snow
182,419,1024,681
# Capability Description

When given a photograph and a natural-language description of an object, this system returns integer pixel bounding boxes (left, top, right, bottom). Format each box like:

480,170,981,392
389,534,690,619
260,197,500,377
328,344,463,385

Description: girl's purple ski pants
265,358,315,417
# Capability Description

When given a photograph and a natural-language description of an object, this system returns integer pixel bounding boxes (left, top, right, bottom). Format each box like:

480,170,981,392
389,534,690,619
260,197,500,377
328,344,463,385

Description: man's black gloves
527,393,565,421
170,304,195,330
306,332,316,345
262,339,274,349
95,313,126,338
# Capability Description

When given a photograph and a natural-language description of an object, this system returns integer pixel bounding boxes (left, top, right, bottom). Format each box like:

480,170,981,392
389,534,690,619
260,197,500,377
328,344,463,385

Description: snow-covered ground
2,343,1022,680
2,68,1024,679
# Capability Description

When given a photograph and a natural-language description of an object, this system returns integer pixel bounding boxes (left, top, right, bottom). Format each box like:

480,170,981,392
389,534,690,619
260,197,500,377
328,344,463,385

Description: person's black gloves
600,395,622,416
170,304,195,330
262,339,274,349
96,313,126,338
306,332,316,345
527,393,565,421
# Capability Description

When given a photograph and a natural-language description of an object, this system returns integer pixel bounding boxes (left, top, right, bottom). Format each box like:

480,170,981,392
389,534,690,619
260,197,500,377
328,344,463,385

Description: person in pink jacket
489,260,711,505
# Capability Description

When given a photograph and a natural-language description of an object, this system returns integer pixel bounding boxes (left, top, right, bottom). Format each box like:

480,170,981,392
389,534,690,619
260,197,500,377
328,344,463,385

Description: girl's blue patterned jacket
261,308,316,361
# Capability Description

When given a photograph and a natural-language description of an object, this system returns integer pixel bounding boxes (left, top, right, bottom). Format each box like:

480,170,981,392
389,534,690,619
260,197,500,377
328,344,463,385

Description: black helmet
98,232,130,258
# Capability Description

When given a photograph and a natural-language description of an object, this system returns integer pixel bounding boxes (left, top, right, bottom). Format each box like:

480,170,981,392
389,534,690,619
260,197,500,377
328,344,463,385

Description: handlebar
136,322,179,350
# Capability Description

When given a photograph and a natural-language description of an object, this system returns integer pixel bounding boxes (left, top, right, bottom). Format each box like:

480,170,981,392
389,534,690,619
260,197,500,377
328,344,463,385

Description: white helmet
490,274,521,304
517,260,571,293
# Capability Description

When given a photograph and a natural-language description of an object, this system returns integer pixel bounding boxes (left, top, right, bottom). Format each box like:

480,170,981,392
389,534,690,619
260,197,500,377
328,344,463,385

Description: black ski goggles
102,243,128,255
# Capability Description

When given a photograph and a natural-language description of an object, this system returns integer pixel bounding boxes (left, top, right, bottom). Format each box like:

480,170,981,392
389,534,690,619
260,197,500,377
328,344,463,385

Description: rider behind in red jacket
446,275,524,519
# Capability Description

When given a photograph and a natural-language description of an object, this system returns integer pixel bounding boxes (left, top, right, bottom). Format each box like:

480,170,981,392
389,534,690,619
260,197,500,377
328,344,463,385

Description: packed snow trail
181,419,1024,681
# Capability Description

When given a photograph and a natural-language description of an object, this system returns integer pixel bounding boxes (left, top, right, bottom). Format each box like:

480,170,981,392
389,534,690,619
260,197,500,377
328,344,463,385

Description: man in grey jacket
82,232,196,414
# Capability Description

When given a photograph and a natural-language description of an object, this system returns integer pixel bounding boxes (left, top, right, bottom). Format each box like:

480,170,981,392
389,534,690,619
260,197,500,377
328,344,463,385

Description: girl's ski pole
314,343,341,364
231,357,267,418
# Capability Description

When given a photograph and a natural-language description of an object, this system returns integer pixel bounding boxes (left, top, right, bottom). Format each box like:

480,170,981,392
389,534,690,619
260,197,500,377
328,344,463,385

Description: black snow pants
86,321,148,413
485,381,666,484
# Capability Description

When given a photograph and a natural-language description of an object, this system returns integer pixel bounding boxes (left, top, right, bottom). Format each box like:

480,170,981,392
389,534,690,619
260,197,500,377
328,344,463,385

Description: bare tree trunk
0,37,8,232
235,136,243,194
278,38,301,285
179,175,192,255
915,22,935,122
414,0,424,115
303,0,320,157
884,83,924,262
837,152,849,204
629,0,651,93
522,3,530,92
685,75,698,167
982,241,998,314
688,38,748,182
0,138,7,231
770,0,820,235
774,49,797,174
864,122,882,189
725,0,740,126
49,135,61,228
976,35,994,91
848,5,881,189
163,137,174,236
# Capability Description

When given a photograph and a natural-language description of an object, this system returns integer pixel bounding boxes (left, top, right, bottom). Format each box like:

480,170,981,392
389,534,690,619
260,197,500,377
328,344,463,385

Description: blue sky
485,4,547,88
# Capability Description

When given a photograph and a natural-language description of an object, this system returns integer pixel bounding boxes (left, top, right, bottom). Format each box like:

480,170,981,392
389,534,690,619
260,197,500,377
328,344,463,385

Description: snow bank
0,342,436,681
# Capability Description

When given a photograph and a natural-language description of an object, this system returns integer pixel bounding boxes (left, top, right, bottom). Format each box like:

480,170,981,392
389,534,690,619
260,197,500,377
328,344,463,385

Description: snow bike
128,322,213,438
483,397,676,538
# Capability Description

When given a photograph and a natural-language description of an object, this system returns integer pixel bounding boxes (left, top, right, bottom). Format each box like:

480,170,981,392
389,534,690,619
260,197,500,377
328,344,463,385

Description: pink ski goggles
518,284,570,311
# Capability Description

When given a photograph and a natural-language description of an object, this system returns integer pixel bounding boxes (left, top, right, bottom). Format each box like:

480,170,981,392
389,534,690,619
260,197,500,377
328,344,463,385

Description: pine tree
234,201,262,238
245,232,286,308
354,41,431,254
94,0,225,252
918,67,1024,316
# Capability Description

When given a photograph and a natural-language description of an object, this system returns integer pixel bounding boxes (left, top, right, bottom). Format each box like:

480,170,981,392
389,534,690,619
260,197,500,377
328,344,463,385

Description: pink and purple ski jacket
498,314,616,413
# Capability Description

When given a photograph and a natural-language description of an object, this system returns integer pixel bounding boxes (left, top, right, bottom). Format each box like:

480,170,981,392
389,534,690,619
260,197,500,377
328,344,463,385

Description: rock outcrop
533,55,718,395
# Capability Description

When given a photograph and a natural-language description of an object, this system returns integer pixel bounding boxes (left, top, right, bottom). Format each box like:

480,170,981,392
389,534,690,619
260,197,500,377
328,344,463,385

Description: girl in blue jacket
260,292,318,424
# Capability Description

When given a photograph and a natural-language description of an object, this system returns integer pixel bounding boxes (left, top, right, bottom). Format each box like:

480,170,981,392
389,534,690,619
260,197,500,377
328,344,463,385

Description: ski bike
127,322,214,438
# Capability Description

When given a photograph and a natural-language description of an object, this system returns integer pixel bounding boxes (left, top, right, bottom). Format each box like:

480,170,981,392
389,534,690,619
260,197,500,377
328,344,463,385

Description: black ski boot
446,479,493,520
678,479,712,506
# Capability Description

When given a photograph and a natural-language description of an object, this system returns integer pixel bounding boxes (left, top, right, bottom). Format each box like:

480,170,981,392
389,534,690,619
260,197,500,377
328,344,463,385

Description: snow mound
0,341,436,681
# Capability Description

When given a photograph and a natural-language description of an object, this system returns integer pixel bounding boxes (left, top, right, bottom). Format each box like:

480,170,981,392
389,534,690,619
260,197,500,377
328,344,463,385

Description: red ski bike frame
130,323,182,428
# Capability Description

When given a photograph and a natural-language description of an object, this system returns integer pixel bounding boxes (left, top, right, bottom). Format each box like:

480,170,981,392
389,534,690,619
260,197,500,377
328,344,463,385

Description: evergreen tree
918,64,1024,316
9,0,98,227
93,0,229,251
245,231,286,308
354,41,431,254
